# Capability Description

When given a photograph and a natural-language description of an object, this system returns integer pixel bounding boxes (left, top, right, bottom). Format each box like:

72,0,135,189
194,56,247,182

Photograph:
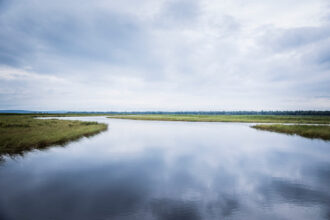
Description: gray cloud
0,0,329,110
0,1,156,72
260,25,330,52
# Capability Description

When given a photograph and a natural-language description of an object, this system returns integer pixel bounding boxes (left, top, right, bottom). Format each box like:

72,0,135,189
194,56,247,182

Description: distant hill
1,110,329,116
0,110,68,114
0,110,35,113
67,111,330,116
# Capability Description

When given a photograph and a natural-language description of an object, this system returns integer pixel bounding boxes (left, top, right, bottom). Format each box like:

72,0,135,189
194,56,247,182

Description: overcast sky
0,0,329,111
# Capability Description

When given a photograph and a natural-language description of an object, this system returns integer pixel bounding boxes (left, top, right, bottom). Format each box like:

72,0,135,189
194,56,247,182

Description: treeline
66,111,330,116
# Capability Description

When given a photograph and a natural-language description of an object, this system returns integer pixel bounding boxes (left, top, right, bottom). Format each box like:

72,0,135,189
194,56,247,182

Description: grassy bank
108,114,330,124
252,124,330,140
0,116,107,156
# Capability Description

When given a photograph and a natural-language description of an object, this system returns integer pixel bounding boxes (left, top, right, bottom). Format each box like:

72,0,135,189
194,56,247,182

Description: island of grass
252,124,330,141
107,114,330,124
0,115,107,156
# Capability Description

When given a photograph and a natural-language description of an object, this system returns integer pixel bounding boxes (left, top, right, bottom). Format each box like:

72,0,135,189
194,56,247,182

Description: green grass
252,124,330,141
0,115,108,156
108,114,330,124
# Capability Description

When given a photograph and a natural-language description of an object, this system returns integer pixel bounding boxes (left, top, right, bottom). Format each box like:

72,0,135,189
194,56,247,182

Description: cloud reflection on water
0,117,329,219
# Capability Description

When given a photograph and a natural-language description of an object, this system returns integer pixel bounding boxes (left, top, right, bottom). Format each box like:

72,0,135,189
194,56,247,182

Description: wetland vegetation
1,113,329,158
108,114,330,124
252,124,330,140
0,115,107,156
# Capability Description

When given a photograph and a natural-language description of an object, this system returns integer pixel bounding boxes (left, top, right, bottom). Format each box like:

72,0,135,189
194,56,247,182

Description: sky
0,0,329,111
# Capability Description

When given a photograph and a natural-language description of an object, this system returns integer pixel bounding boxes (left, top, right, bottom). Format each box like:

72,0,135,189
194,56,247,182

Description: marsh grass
108,114,330,124
252,124,330,141
0,116,107,156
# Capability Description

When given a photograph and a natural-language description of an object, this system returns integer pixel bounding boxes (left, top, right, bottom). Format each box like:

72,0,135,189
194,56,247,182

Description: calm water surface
0,117,330,220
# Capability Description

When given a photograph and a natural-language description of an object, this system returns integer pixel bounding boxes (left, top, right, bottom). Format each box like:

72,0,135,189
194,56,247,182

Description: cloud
259,25,330,52
0,0,329,110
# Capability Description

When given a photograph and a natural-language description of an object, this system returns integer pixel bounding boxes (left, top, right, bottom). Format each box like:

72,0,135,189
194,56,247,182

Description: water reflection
0,117,329,220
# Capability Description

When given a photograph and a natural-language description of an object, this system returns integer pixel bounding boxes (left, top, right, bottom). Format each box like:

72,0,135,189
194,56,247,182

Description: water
0,117,329,220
